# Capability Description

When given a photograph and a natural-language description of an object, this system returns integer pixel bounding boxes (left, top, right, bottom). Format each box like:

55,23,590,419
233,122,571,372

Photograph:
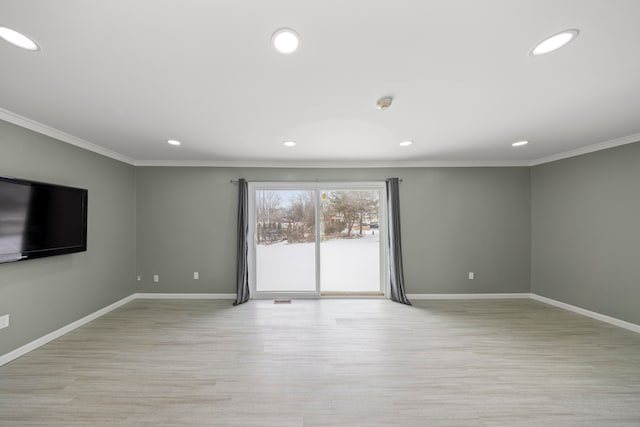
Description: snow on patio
256,230,381,292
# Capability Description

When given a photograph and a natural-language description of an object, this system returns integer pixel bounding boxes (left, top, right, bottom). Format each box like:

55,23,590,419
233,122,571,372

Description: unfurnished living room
1,1,639,426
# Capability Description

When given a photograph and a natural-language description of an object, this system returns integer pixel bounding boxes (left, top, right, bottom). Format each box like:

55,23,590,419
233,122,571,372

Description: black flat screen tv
0,176,87,264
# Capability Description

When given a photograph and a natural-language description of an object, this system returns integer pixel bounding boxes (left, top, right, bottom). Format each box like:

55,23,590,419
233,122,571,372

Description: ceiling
1,0,640,167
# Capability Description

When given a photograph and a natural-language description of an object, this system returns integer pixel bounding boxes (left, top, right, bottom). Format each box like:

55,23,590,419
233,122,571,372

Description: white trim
251,293,319,300
249,182,387,298
320,295,386,299
2,107,639,169
408,293,640,334
3,292,639,366
135,159,530,168
133,293,236,299
530,294,640,334
0,294,136,367
407,293,532,300
529,133,640,166
0,107,137,165
0,292,236,366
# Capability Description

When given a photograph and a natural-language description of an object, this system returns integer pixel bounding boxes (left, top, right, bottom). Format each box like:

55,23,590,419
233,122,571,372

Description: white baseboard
0,292,236,367
407,293,532,300
0,294,136,367
134,293,236,299
3,291,638,367
530,294,640,334
408,292,639,334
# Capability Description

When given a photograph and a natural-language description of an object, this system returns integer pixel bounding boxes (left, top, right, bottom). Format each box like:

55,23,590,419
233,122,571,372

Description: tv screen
0,176,87,263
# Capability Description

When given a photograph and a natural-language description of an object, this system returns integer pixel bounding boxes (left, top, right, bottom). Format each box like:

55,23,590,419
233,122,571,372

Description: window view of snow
255,189,381,292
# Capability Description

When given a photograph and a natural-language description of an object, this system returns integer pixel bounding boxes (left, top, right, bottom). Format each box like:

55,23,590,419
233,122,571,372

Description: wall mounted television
0,176,87,264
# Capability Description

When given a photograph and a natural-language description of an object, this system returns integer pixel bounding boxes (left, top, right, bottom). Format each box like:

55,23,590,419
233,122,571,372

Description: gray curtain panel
234,178,250,306
386,178,411,305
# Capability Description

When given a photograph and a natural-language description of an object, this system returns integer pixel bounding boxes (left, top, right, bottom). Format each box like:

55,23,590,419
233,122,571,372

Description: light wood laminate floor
1,299,639,426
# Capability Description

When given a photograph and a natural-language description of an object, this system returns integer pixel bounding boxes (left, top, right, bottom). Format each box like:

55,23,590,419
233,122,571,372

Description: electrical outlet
193,272,199,280
153,275,159,283
136,275,142,282
468,272,475,280
0,314,9,330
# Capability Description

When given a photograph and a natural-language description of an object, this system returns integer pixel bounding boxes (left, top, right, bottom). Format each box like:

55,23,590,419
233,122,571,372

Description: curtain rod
230,178,402,184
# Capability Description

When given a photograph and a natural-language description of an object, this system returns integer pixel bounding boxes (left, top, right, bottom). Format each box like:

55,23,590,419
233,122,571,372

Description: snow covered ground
256,231,381,292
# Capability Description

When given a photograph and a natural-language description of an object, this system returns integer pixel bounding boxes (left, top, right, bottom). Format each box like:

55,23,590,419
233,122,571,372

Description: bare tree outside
256,191,283,225
284,191,315,243
256,191,284,243
256,188,381,293
256,189,379,244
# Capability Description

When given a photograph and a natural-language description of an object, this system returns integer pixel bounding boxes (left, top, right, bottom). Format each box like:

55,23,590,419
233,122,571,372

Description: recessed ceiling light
531,29,579,56
512,140,529,147
399,140,413,147
283,141,296,147
167,139,181,146
0,27,40,51
272,28,299,54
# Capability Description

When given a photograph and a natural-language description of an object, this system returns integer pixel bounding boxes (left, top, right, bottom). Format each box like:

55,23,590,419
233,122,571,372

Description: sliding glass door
254,189,316,293
319,189,381,294
249,183,385,298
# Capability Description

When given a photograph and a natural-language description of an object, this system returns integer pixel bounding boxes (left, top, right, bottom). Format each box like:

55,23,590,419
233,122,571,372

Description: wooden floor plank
1,299,639,426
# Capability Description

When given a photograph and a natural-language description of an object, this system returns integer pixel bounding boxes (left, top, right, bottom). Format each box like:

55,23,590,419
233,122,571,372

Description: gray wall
531,142,640,325
135,167,531,294
0,120,136,356
2,114,637,357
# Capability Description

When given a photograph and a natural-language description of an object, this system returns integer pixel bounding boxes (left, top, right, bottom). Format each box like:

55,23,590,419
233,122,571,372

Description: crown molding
3,107,638,169
135,159,530,168
0,108,137,165
529,132,640,166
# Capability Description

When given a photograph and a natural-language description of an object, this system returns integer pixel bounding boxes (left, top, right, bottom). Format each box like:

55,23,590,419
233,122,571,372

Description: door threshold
321,292,384,297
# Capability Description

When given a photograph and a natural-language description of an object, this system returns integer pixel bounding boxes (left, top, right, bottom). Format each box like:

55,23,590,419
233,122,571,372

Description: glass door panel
319,189,381,293
255,189,316,293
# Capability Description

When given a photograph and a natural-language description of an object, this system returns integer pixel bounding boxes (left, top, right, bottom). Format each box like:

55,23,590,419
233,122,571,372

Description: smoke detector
376,96,393,110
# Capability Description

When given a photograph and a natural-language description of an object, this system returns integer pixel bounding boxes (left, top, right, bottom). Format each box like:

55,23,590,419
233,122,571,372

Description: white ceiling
1,0,640,166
